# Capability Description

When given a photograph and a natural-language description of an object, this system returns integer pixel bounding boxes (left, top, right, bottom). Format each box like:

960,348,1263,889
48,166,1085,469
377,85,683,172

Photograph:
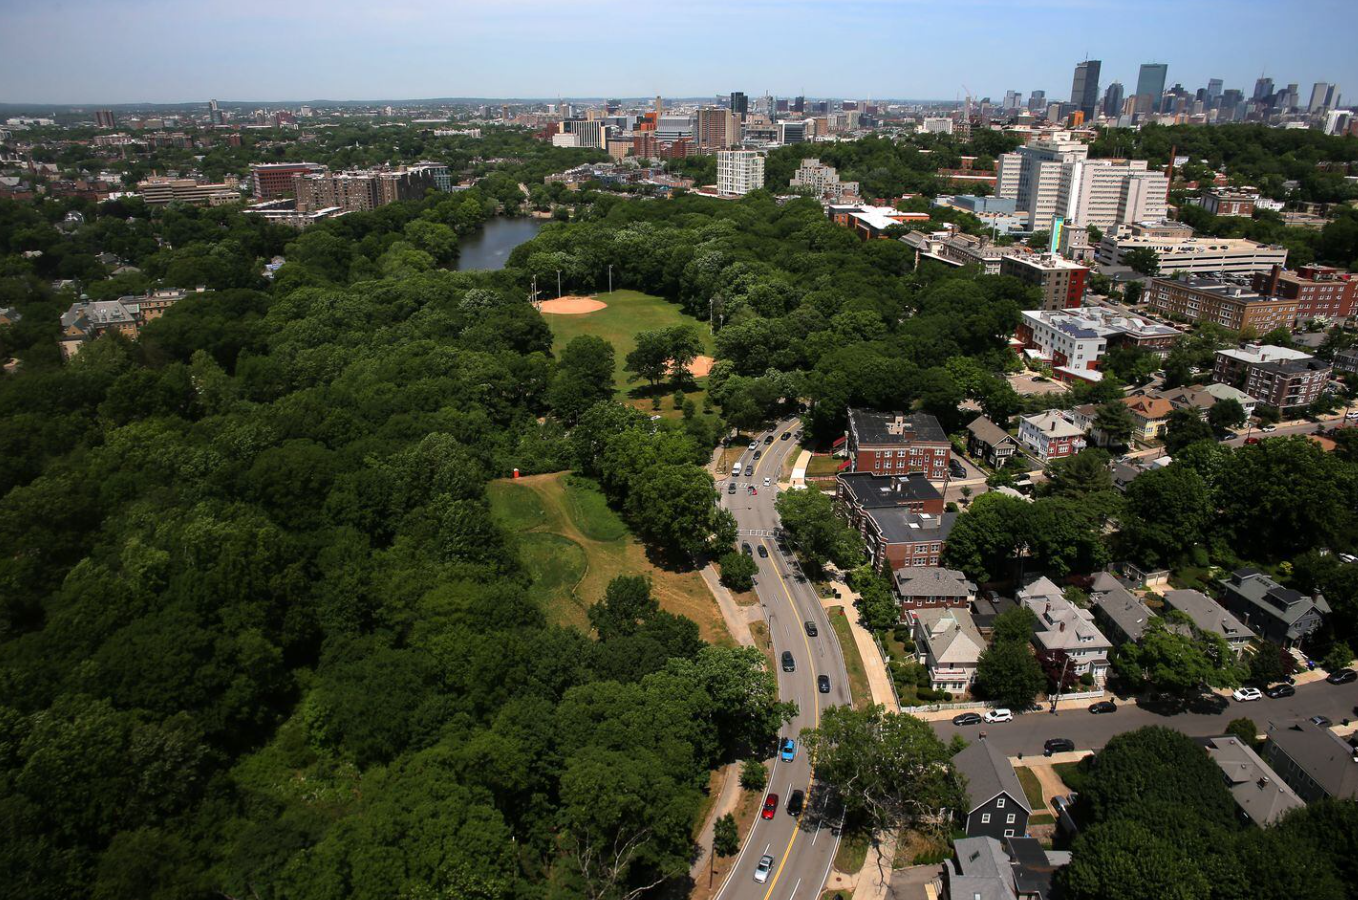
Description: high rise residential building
250,162,327,199
1102,82,1124,118
696,107,739,151
790,158,858,201
716,150,765,196
94,109,116,129
293,163,451,213
208,98,224,126
996,136,1166,231
1135,63,1168,114
1070,60,1101,121
1309,82,1332,112
793,95,805,114
729,91,748,118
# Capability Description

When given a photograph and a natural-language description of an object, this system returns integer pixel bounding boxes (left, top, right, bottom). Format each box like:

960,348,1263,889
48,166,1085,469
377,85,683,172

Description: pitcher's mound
540,295,607,315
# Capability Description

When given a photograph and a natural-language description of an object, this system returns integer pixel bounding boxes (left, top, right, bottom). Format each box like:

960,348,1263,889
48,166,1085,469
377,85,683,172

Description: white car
1259,425,1277,433
763,476,772,487
748,441,758,450
984,708,1014,724
754,854,774,883
1233,687,1263,702
1346,410,1358,421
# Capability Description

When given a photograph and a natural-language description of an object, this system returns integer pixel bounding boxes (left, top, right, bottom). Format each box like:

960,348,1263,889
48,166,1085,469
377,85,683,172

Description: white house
1017,410,1087,462
1018,577,1111,683
911,606,985,694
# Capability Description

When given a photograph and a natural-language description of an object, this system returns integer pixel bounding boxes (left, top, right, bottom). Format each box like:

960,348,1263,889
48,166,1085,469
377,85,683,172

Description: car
804,620,818,637
781,651,795,672
1326,668,1357,685
1244,437,1260,445
1089,700,1118,714
983,708,1013,724
1310,715,1333,728
787,789,805,816
779,738,796,762
753,450,763,461
952,712,984,726
1260,424,1277,433
1044,738,1075,756
817,674,830,693
1264,683,1296,699
780,432,792,441
761,795,778,820
949,460,966,478
741,542,752,555
1233,687,1264,702
1346,410,1358,421
1339,553,1358,564
763,476,771,487
757,544,769,558
764,435,774,444
727,481,737,494
754,854,774,882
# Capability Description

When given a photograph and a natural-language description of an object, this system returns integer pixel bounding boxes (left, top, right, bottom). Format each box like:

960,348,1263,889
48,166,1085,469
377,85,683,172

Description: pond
455,217,544,271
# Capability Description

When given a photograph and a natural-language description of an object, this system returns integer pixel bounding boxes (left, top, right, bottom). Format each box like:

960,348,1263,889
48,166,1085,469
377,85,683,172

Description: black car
781,651,795,673
1326,668,1357,685
757,545,769,558
1044,738,1075,756
804,620,818,637
787,789,805,816
952,712,984,726
741,542,752,555
764,435,774,445
780,432,792,441
817,674,830,693
727,481,737,494
753,450,763,461
1264,683,1296,699
1089,701,1118,714
1311,715,1333,728
949,460,966,479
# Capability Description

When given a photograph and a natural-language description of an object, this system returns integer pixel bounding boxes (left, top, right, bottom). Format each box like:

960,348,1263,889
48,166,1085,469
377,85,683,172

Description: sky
1,0,1356,106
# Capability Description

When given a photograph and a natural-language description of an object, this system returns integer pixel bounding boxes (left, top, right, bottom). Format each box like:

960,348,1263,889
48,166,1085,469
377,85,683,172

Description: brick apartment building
836,471,954,572
1148,277,1299,332
1252,264,1356,324
1200,187,1258,217
845,409,951,480
1213,345,1332,411
1000,254,1088,311
249,162,326,199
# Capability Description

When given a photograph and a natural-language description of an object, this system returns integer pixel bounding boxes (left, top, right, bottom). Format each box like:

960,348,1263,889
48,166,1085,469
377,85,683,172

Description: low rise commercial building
1200,187,1259,217
1212,344,1331,411
1097,223,1288,276
1253,264,1357,324
828,203,928,240
1000,254,1088,311
137,176,240,206
1147,277,1299,332
1016,306,1177,376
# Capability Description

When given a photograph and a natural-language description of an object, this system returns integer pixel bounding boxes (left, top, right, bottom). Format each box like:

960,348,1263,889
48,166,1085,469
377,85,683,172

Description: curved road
713,420,851,900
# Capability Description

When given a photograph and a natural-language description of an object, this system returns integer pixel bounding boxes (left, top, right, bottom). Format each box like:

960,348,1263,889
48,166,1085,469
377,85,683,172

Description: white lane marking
764,842,771,855
787,878,801,900
811,823,820,846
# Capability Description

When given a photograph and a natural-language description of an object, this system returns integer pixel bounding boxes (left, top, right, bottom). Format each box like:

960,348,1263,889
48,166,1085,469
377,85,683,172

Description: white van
731,461,742,477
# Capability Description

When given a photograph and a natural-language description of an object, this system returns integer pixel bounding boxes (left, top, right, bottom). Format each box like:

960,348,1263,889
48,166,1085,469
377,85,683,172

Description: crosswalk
737,528,777,537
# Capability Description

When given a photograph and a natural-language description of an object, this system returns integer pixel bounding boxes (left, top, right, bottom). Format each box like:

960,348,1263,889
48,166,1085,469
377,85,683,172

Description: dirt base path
540,295,608,314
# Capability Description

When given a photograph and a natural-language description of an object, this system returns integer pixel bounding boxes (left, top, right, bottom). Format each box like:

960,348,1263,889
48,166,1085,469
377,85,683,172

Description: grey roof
849,408,947,445
914,607,985,667
839,471,942,510
950,837,1018,900
1220,570,1330,629
1163,589,1255,643
895,566,976,599
1266,719,1358,800
867,508,956,545
967,415,1017,448
954,738,1031,814
1206,735,1305,826
1007,837,1064,900
1091,578,1156,643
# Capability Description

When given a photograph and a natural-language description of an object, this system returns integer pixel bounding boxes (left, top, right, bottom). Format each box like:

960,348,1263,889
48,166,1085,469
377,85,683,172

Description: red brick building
845,409,951,481
1000,254,1088,311
250,162,326,200
1253,264,1356,325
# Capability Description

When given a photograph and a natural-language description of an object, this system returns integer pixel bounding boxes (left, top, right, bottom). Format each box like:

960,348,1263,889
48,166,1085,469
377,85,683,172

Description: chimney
1059,621,1066,632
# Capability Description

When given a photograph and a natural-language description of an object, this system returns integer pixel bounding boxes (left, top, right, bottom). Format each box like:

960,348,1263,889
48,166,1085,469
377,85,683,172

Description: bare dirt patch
687,354,715,377
539,295,608,315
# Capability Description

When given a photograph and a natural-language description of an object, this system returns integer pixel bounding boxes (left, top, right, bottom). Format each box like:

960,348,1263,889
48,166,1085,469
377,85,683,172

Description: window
981,813,991,824
1004,828,1015,837
996,798,1005,808
1007,814,1016,824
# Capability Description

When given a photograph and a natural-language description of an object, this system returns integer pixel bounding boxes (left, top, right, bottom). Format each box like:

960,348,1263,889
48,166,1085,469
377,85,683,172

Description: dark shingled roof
838,471,942,509
849,408,947,445
954,737,1031,814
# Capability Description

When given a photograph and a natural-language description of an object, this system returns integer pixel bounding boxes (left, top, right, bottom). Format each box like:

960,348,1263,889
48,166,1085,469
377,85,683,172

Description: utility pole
556,269,562,298
1052,652,1072,713
608,263,613,295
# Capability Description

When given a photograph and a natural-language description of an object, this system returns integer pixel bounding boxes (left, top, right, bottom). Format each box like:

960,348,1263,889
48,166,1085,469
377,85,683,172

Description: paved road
929,680,1358,758
1219,417,1347,448
715,420,851,900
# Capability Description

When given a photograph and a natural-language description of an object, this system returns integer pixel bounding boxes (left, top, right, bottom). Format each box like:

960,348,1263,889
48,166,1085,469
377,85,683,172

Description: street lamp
556,269,562,299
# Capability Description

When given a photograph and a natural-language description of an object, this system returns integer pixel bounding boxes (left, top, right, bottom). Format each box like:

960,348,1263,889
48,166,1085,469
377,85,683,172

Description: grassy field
828,606,872,709
542,289,716,417
487,472,730,643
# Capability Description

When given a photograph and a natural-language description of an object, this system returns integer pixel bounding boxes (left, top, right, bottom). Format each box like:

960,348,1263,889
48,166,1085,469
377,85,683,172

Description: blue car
779,738,796,762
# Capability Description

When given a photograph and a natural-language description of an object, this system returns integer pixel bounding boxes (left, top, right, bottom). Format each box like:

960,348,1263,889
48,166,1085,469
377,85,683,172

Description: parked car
817,674,831,693
787,789,805,816
1244,437,1260,445
952,712,984,726
804,620,818,637
1326,668,1357,685
1260,424,1277,433
781,651,795,672
761,795,779,820
984,708,1013,724
1264,683,1296,699
1233,687,1264,702
1044,738,1075,756
1088,700,1118,714
741,542,752,555
779,738,796,762
949,460,966,479
754,854,774,882
1339,553,1358,564
1310,715,1333,728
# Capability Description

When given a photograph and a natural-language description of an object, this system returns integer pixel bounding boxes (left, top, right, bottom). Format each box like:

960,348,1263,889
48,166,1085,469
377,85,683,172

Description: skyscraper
1028,90,1047,112
1102,82,1125,118
94,109,116,129
1253,77,1274,101
1135,63,1168,114
1070,60,1101,121
1206,78,1223,104
729,91,748,118
1309,83,1331,112
793,95,805,114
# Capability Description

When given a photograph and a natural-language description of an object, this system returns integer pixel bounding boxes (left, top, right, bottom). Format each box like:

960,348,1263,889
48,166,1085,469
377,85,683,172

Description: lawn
833,828,871,875
541,289,717,418
487,472,730,643
1016,767,1047,811
828,606,872,709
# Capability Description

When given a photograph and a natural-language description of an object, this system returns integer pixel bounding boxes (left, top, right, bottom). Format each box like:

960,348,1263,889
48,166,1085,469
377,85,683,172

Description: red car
762,794,779,820
1244,437,1260,445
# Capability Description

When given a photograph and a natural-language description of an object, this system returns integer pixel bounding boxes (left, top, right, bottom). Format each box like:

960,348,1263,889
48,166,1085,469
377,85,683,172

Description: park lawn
541,289,716,418
833,828,871,875
1016,767,1047,811
829,607,872,710
487,472,731,643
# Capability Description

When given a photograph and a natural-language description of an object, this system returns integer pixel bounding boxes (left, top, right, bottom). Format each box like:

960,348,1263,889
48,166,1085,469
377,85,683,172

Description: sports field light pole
608,263,613,295
556,269,561,298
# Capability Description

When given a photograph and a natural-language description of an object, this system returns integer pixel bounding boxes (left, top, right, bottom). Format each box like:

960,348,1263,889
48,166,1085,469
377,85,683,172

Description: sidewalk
852,832,899,900
700,564,758,647
910,694,1105,722
824,579,900,712
689,762,743,880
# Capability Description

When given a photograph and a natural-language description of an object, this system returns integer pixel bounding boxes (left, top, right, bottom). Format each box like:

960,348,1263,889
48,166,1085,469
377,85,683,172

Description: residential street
929,680,1358,758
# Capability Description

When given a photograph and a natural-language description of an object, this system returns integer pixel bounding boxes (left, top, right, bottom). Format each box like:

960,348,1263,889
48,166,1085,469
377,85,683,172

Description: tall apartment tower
996,136,1167,231
1070,60,1101,122
716,150,765,196
1309,82,1332,112
1102,82,1125,118
1253,77,1274,101
1135,63,1168,114
94,109,116,129
729,91,748,118
696,107,739,151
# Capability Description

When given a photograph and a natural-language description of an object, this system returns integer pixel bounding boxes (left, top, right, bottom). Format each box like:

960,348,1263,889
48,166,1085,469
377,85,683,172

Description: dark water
455,217,544,271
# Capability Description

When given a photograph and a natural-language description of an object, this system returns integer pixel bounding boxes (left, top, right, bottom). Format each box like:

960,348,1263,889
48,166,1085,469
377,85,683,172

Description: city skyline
1,0,1355,105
